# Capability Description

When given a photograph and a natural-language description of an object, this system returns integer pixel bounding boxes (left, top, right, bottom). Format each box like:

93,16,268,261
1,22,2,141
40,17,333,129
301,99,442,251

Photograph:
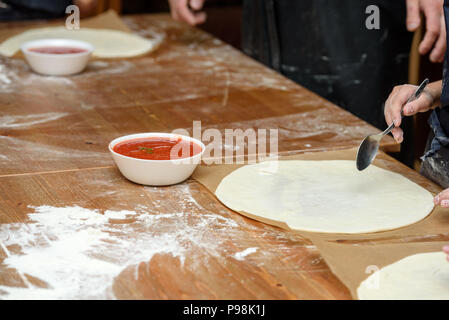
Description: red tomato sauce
28,46,88,54
113,137,202,160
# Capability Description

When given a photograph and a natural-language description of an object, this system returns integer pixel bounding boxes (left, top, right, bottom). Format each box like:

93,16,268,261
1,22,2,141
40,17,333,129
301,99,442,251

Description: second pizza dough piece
357,252,449,299
215,160,434,234
0,27,161,58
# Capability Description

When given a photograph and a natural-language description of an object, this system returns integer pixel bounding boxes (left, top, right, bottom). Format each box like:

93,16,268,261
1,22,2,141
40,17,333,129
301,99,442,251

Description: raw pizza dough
0,27,159,58
357,252,449,299
215,160,434,234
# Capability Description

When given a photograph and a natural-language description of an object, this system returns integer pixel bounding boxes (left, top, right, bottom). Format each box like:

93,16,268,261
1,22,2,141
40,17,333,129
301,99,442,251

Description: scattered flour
0,112,69,129
233,247,258,261
122,16,166,43
0,59,75,93
0,135,111,163
0,184,241,299
0,63,19,92
0,66,11,85
83,60,135,76
88,60,109,68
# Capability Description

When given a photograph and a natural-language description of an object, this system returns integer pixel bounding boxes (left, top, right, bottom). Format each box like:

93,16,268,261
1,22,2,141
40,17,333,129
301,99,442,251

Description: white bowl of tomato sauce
21,39,94,76
109,133,206,186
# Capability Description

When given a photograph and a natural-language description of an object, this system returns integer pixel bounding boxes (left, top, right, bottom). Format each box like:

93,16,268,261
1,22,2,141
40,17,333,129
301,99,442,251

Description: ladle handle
405,78,430,107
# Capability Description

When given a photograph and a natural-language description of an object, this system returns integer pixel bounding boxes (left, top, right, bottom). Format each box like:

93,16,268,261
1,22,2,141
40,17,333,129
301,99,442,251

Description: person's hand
433,188,449,207
74,0,98,18
435,192,449,261
406,0,446,63
384,82,440,143
168,0,206,25
443,245,449,262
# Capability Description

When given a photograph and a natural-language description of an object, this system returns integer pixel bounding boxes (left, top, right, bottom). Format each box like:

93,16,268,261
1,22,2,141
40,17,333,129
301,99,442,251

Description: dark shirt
420,0,449,187
0,0,72,21
242,0,415,166
437,0,449,136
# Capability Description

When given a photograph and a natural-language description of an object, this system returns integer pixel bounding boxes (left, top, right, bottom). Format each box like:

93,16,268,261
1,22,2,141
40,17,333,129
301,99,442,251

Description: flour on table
0,112,69,129
0,135,111,164
0,65,11,84
233,247,258,261
0,185,240,299
0,63,18,92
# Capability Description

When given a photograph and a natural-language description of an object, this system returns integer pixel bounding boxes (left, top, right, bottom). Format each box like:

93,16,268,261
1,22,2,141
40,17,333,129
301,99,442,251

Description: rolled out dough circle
357,252,449,299
0,27,159,58
215,160,434,234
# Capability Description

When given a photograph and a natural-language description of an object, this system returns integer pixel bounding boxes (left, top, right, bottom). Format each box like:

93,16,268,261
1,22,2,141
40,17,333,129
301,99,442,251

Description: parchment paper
193,147,448,239
312,239,449,299
192,147,449,299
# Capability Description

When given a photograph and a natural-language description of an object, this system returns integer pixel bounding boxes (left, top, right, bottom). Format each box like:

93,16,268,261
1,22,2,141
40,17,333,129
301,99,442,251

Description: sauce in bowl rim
112,136,203,161
27,46,89,55
21,39,94,57
109,133,205,163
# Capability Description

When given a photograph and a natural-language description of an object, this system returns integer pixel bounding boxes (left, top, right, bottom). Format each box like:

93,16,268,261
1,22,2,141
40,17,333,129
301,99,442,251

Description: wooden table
0,14,404,299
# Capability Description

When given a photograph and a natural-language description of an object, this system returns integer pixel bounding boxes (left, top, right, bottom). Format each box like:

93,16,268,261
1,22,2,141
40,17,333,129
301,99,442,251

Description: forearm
426,80,443,109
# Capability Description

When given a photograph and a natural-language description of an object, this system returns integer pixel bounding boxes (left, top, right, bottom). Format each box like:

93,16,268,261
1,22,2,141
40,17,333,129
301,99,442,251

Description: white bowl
109,133,206,186
21,39,94,76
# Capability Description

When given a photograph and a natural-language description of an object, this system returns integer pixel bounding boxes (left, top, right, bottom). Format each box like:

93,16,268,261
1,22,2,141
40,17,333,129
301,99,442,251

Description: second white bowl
21,38,94,76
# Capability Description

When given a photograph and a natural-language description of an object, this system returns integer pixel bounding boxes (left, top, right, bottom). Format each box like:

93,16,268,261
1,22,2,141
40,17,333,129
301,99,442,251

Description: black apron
242,0,414,166
0,0,71,21
420,0,449,188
